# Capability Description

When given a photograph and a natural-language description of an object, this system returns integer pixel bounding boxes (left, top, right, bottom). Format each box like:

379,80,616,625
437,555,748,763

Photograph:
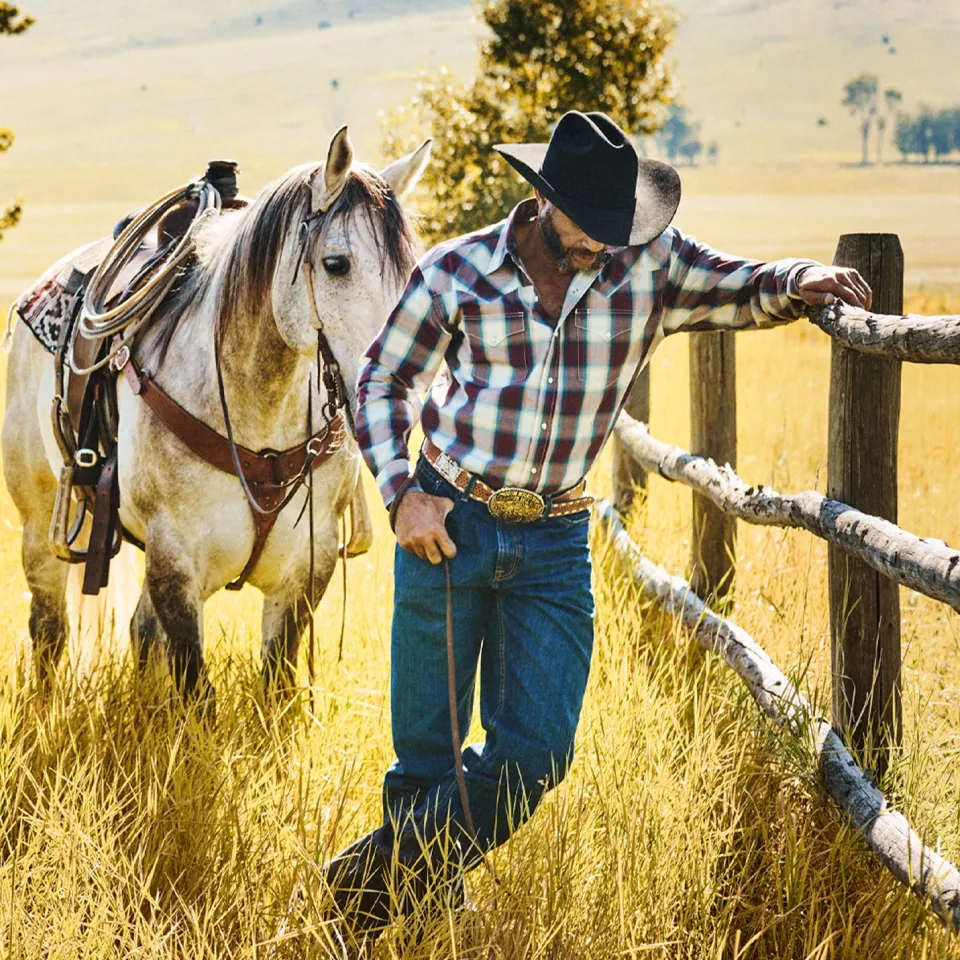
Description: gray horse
2,127,429,704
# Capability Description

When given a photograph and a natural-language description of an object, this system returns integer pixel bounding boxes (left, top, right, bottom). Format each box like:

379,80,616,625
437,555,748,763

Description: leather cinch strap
121,355,345,589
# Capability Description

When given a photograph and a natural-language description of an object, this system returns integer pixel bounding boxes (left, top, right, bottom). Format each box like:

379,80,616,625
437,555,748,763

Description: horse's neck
140,285,316,453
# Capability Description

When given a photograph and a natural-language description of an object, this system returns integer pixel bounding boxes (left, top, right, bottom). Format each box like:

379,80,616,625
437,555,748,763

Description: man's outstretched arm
659,229,871,335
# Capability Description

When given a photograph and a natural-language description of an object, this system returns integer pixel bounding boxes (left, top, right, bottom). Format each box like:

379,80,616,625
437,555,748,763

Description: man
328,110,871,937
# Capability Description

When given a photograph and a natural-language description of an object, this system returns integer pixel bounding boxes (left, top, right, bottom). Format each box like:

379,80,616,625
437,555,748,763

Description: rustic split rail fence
601,233,960,928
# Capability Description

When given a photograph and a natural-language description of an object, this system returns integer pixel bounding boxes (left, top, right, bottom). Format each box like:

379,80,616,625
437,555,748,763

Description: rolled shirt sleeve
355,265,453,507
661,229,817,334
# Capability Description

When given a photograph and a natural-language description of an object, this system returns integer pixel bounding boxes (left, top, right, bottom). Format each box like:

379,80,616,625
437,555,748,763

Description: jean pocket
415,456,464,508
553,510,592,527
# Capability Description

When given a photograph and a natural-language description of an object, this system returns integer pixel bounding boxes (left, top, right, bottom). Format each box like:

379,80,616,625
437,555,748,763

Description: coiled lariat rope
69,179,220,375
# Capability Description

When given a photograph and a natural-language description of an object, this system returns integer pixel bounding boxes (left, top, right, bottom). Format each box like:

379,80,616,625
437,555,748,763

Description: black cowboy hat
495,111,681,247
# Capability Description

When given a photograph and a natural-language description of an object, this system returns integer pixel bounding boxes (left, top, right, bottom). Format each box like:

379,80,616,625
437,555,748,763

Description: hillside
1,0,958,299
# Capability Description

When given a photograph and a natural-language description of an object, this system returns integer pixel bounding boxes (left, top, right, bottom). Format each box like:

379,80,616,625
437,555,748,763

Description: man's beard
538,208,608,273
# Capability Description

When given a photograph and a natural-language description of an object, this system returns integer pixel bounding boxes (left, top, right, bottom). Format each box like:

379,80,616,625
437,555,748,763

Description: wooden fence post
689,331,737,603
828,233,903,776
612,366,651,513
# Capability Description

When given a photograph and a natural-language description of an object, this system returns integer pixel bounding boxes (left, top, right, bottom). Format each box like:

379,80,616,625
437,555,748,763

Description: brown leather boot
323,830,466,944
323,832,395,938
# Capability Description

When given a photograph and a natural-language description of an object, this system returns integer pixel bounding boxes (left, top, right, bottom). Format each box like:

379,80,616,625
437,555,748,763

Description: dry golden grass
0,294,958,957
1,3,960,954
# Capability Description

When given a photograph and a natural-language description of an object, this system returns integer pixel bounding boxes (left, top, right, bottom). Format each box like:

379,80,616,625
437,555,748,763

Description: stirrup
49,463,88,563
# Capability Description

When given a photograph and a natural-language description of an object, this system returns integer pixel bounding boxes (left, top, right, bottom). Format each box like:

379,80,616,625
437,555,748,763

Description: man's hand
796,266,873,310
394,491,458,564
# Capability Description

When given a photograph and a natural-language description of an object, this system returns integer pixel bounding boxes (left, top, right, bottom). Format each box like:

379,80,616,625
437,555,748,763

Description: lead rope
339,512,347,662
307,376,316,709
444,558,500,902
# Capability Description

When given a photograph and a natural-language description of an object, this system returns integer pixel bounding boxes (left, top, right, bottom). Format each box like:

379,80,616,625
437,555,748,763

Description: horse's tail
65,543,140,681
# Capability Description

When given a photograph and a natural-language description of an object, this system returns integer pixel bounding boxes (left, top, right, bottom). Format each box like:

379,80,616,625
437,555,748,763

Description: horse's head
270,127,430,413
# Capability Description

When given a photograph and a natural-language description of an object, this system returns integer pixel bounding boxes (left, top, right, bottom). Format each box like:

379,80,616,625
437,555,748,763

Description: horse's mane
153,162,419,359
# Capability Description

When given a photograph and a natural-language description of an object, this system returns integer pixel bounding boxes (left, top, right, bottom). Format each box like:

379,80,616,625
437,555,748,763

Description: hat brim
494,143,681,247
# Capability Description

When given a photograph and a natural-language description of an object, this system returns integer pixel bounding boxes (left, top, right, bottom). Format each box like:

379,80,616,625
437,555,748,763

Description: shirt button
547,377,554,384
541,423,547,430
531,466,538,474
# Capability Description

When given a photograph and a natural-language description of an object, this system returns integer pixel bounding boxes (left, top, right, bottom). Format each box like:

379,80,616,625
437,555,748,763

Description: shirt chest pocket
575,310,635,388
459,303,529,387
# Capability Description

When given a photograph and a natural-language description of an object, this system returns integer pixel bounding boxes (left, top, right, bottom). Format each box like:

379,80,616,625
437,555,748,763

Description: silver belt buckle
487,487,545,524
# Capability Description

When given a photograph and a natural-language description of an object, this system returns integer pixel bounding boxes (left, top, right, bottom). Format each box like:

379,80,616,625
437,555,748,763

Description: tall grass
0,521,958,958
0,294,958,957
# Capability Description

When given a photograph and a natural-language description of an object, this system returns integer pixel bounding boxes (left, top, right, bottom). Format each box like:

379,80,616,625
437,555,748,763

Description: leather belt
422,439,593,523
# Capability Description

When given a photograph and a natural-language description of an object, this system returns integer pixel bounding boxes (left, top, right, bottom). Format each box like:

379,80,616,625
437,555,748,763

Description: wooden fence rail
613,414,960,614
812,304,960,364
613,232,960,777
608,231,960,924
597,501,960,930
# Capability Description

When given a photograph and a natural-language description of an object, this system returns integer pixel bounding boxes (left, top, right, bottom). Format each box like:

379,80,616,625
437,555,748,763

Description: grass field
2,0,960,955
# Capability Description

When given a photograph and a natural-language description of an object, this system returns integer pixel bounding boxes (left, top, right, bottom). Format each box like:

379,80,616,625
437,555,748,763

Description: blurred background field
1,0,960,956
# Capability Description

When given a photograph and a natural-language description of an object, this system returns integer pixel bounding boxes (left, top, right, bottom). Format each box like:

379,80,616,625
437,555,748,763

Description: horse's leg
22,517,69,688
2,325,69,688
260,546,338,694
144,534,211,712
130,583,165,674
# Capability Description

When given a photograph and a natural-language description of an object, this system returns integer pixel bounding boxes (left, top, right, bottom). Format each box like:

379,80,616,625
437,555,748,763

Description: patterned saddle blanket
14,237,113,354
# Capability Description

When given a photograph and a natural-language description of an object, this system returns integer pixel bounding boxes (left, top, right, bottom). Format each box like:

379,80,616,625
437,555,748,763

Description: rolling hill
0,0,958,298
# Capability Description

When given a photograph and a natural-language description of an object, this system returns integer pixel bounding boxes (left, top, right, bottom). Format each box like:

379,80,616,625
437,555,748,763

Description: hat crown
540,111,639,210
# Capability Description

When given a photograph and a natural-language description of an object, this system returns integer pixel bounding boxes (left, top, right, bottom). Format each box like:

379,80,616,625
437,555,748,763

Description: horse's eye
322,255,350,277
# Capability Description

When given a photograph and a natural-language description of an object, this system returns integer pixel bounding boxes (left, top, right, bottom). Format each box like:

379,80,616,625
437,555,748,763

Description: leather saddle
51,161,249,594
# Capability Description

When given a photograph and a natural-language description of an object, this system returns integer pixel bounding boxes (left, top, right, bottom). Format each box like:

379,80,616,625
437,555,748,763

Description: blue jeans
377,457,595,870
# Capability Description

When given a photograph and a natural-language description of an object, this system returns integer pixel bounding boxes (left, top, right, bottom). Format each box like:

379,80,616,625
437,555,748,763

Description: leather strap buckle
110,344,131,372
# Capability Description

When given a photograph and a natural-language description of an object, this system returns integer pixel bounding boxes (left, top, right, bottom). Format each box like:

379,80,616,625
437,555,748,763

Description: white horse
2,127,429,704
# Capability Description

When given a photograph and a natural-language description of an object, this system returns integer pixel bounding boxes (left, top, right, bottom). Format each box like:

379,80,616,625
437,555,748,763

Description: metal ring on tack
74,448,99,469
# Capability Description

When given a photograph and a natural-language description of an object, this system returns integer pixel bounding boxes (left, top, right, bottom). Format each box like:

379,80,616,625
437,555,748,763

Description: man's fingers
802,290,837,306
423,537,443,565
438,530,457,559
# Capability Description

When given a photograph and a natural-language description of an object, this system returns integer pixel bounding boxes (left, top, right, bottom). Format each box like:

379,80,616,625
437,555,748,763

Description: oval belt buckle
487,487,545,524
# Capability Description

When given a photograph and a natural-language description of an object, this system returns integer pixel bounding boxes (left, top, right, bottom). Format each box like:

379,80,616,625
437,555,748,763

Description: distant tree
842,73,878,166
678,138,702,166
894,113,923,162
875,88,901,164
654,103,703,165
0,2,34,241
927,109,954,161
706,141,719,165
382,0,678,244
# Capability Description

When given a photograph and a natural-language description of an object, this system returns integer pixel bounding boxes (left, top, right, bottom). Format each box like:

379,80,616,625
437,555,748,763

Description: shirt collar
486,197,538,276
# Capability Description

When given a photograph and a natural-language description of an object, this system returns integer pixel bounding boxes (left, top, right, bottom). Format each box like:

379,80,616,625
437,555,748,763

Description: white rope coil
70,180,220,375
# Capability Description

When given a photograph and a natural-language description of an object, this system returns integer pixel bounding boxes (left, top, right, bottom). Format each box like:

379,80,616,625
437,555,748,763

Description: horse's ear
380,139,432,198
314,125,354,212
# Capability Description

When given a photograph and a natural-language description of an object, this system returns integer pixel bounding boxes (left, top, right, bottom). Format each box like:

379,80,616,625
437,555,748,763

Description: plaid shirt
356,198,815,507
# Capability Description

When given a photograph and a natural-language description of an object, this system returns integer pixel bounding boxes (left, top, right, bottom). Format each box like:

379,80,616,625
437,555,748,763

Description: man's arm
355,265,459,564
356,265,451,503
659,229,870,334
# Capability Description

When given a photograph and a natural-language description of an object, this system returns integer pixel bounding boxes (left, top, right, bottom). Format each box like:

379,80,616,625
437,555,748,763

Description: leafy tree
875,88,901,165
842,73,878,166
383,0,677,244
926,108,954,160
1,2,34,241
895,113,923,162
654,103,703,165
